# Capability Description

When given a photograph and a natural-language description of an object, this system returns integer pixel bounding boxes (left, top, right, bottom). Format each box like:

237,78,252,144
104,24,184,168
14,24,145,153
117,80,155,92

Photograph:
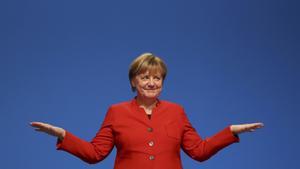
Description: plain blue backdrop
1,0,299,169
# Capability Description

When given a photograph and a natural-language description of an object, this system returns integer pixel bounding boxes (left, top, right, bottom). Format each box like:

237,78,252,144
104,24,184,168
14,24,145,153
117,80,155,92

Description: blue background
1,0,299,169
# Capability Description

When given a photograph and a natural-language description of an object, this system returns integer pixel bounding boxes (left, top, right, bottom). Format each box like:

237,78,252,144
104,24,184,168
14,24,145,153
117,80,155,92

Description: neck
136,95,158,110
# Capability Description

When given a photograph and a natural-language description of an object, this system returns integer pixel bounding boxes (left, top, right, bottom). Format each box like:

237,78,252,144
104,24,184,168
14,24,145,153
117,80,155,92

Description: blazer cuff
56,130,73,150
223,126,240,143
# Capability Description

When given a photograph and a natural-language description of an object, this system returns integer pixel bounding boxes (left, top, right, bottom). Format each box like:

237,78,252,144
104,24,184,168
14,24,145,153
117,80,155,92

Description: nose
147,78,155,87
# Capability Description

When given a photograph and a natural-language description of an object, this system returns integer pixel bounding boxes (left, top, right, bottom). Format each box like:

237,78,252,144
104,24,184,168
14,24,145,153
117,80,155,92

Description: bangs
138,63,164,76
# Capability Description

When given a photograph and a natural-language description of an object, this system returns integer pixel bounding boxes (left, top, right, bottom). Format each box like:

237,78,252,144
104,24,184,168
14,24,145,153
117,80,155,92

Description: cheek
136,84,147,92
157,81,163,88
138,82,148,88
133,80,144,87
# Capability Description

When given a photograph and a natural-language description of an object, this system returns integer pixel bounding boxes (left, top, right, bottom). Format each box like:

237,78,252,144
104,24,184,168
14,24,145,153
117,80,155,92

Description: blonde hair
129,53,167,91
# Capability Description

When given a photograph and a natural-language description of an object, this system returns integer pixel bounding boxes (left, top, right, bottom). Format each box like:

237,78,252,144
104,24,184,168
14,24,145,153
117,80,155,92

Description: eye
154,76,161,80
141,75,149,80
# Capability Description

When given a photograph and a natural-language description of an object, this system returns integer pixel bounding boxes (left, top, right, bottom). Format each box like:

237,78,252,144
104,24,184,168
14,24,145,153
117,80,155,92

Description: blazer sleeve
56,106,115,164
180,107,239,162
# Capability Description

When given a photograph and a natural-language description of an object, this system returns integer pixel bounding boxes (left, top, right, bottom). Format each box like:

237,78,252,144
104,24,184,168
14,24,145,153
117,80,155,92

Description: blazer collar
130,96,161,110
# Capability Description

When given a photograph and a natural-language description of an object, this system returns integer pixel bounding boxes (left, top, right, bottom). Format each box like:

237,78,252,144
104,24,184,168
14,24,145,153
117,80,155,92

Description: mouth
144,88,159,91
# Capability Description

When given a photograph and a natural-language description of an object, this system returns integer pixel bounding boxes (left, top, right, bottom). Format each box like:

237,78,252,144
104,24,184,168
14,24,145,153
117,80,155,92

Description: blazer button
148,141,154,147
149,155,155,160
147,127,153,132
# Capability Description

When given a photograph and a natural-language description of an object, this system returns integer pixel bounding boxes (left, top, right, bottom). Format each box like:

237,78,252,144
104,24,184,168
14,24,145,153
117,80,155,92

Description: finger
34,128,56,137
30,121,44,125
251,122,264,127
34,128,53,135
245,123,264,132
30,122,47,127
32,122,53,130
257,123,264,128
34,126,50,131
250,123,264,129
32,125,53,133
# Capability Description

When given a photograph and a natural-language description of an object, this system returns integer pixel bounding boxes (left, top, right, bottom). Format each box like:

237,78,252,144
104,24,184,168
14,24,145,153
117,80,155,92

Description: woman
31,53,263,169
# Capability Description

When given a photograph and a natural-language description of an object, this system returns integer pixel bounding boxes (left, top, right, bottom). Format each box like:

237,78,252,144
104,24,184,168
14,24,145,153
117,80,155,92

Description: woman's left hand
230,122,264,135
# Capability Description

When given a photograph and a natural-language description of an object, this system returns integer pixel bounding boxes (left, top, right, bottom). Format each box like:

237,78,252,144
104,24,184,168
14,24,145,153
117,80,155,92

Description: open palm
30,122,66,140
230,122,264,135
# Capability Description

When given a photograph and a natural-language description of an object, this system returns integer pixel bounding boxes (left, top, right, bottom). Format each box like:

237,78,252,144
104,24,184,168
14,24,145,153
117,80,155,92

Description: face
132,71,163,100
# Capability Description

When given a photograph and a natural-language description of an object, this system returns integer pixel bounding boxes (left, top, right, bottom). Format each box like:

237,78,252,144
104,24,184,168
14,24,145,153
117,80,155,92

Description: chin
138,90,161,99
145,94,160,99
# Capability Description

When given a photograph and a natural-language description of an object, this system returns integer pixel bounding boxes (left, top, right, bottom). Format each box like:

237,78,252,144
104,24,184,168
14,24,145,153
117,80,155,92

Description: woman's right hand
30,122,66,140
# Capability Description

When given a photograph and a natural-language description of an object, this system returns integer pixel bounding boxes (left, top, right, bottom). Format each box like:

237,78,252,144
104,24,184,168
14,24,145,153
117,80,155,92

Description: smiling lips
144,88,159,91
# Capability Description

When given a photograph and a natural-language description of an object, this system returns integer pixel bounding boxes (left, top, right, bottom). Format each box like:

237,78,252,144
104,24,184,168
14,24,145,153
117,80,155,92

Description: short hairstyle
129,53,168,92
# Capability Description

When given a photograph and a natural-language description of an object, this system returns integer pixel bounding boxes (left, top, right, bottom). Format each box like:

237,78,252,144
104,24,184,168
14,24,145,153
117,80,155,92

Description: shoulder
160,100,187,123
104,100,132,119
109,100,132,110
160,100,185,111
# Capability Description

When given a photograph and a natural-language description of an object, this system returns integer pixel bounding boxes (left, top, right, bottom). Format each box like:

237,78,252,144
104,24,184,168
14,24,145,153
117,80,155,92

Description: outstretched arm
29,107,115,164
180,108,264,162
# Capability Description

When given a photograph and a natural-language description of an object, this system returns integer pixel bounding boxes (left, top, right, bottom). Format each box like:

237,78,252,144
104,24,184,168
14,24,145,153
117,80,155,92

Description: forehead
138,67,163,76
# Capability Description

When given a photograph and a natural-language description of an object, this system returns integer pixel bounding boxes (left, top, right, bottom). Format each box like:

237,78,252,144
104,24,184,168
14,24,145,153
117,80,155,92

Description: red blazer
57,98,239,169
